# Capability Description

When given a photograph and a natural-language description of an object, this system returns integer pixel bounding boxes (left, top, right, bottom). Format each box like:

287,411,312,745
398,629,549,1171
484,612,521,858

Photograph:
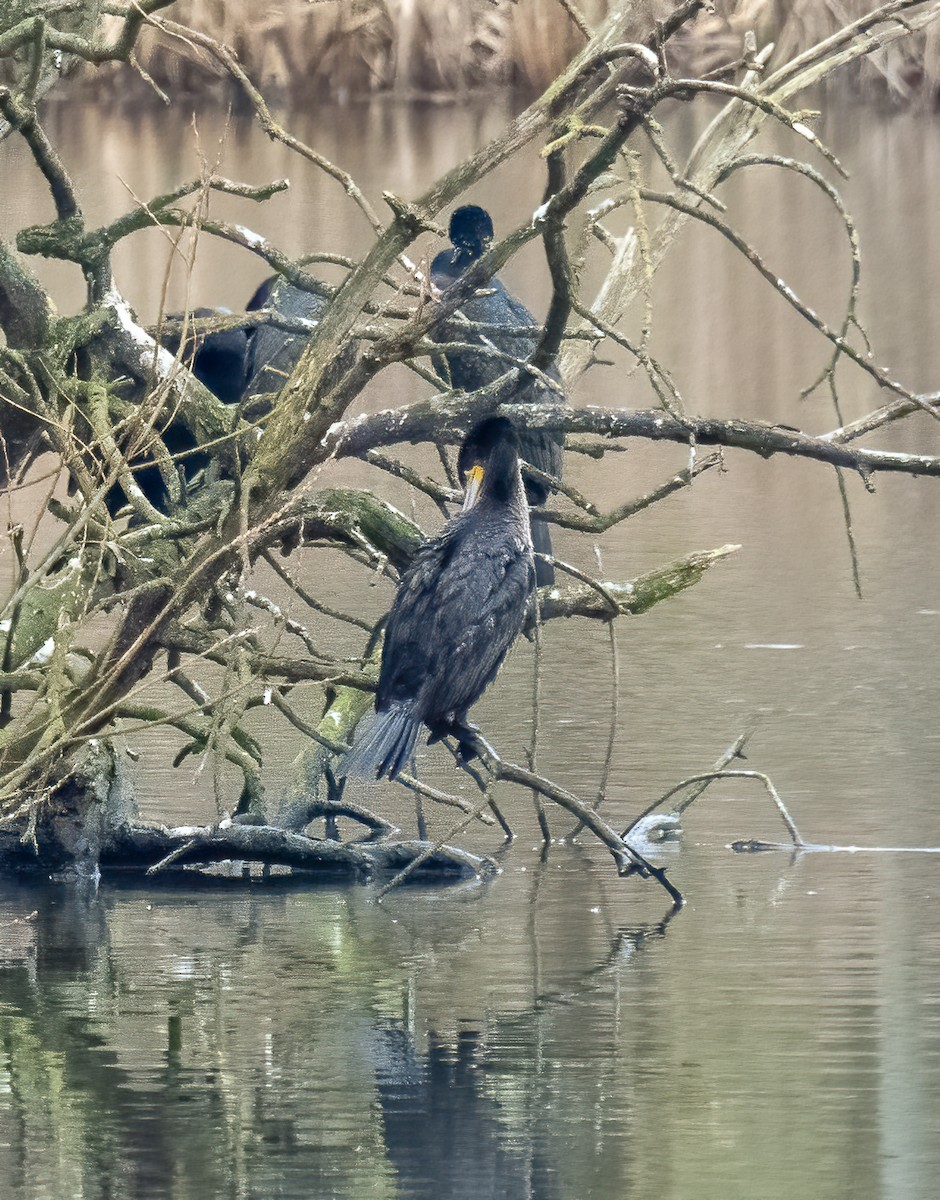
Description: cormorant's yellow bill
462,464,485,511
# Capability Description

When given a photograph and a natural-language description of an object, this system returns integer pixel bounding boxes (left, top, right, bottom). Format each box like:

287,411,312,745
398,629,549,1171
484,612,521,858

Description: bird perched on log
339,416,535,782
429,204,565,586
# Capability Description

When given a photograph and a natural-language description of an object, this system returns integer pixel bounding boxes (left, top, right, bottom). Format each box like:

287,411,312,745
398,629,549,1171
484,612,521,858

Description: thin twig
566,545,620,839
395,771,497,827
630,761,804,848
528,590,550,843
146,837,197,876
464,732,683,905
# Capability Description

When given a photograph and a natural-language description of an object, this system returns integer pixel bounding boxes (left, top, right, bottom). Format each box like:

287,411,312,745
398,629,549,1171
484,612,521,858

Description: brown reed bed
86,1,940,105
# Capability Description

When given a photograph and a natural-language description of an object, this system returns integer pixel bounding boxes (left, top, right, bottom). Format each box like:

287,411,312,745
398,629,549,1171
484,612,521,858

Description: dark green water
1,88,939,1199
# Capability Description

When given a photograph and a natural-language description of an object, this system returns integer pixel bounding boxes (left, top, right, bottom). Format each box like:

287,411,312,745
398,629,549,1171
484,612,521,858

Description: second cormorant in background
106,307,247,516
429,205,565,586
340,416,535,782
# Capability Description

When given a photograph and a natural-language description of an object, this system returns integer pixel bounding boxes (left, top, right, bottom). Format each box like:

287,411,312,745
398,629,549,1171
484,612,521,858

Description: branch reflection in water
0,860,677,1199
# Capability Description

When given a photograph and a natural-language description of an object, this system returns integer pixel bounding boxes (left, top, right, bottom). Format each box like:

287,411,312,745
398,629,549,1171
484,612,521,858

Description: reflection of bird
340,417,535,781
371,1022,541,1200
430,205,565,586
242,277,328,411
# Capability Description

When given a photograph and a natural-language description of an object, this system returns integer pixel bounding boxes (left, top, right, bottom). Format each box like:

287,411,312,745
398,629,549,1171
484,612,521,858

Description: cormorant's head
449,205,495,261
458,416,520,510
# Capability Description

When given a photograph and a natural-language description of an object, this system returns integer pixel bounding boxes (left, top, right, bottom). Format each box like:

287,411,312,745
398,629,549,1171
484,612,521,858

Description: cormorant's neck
430,246,479,289
479,443,527,516
452,246,480,272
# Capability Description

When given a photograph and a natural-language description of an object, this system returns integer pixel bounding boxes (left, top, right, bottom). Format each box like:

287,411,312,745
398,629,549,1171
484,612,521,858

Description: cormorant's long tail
530,514,555,588
337,704,422,782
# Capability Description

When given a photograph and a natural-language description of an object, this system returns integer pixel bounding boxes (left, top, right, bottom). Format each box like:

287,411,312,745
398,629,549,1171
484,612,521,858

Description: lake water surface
0,87,939,1199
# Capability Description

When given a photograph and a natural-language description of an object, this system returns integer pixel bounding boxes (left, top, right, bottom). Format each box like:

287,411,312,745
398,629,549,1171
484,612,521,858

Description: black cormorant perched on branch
429,205,565,587
104,307,247,517
340,416,535,782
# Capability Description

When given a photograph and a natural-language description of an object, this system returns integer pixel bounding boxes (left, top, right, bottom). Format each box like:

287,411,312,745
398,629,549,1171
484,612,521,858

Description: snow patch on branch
28,638,55,665
232,223,267,250
105,286,183,379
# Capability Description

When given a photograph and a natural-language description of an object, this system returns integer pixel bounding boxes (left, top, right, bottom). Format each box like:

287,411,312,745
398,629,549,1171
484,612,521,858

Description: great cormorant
245,275,278,313
114,276,318,516
132,277,328,514
429,205,565,586
169,276,329,412
340,416,535,782
103,307,244,517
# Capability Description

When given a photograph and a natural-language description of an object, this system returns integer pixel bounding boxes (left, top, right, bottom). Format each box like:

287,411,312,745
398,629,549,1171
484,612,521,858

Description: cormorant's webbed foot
454,731,479,764
428,718,489,764
452,718,498,765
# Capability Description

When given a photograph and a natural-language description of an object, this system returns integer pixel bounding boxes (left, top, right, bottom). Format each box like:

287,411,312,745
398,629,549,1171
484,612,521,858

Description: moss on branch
535,544,741,623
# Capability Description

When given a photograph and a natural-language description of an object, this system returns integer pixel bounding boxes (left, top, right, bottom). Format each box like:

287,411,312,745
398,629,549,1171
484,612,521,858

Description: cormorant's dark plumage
242,278,328,413
161,307,250,405
115,275,317,517
340,417,535,781
107,307,244,516
245,276,278,313
429,205,565,586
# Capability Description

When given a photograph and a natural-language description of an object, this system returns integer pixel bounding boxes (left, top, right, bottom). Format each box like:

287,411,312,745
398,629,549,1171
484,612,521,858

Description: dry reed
91,0,940,103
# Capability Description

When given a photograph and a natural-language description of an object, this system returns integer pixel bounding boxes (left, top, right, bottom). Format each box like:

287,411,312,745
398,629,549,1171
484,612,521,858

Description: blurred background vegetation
89,0,940,104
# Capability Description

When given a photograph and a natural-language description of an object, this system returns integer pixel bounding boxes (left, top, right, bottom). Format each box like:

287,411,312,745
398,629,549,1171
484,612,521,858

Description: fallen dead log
99,821,492,884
